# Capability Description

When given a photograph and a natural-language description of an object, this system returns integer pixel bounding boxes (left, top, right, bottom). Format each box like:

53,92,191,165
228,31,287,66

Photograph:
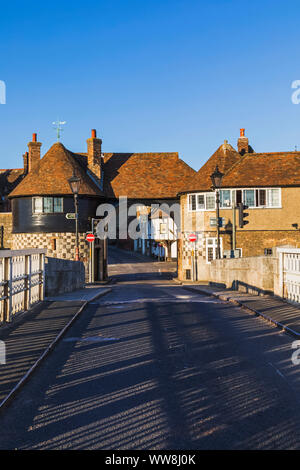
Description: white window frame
188,192,216,212
32,197,64,214
206,237,223,264
32,197,43,214
219,189,232,209
266,188,282,208
188,194,197,211
188,188,281,212
236,188,282,208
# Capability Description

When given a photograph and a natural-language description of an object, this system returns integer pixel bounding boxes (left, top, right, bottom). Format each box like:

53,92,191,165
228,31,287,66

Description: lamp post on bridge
210,165,224,260
68,170,81,261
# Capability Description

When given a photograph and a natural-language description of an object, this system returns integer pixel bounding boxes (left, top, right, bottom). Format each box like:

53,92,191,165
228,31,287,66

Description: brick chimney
237,128,249,155
23,152,29,174
28,133,42,172
86,129,103,183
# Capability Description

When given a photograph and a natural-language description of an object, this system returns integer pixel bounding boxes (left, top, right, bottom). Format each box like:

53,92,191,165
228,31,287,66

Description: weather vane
52,118,66,141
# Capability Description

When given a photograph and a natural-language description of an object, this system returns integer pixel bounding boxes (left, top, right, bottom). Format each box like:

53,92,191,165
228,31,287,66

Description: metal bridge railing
0,249,45,323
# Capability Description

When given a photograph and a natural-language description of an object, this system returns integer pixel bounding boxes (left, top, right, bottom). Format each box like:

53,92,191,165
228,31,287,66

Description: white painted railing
0,249,45,323
278,247,300,303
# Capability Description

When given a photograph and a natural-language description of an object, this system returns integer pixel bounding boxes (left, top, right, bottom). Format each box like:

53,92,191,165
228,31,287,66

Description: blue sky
0,0,300,170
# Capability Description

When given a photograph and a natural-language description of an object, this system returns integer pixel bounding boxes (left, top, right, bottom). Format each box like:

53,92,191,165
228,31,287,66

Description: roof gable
185,141,242,192
9,143,103,198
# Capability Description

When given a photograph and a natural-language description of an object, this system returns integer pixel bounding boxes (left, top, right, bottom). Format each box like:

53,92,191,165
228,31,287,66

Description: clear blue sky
1,0,300,171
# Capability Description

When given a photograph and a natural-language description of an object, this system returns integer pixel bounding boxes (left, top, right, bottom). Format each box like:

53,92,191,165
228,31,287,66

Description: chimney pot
91,129,97,139
32,133,37,142
237,129,249,155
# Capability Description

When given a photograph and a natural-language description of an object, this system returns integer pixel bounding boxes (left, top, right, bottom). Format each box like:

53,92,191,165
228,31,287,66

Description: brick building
178,130,300,281
1,130,195,280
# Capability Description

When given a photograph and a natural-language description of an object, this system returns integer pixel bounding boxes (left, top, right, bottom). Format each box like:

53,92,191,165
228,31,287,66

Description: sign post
232,205,236,251
188,233,197,281
86,232,95,283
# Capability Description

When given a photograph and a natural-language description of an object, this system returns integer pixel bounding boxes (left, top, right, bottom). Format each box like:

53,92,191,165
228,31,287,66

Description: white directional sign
66,213,77,220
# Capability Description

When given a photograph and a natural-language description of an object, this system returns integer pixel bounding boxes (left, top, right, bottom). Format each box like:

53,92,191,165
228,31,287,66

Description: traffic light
238,203,249,228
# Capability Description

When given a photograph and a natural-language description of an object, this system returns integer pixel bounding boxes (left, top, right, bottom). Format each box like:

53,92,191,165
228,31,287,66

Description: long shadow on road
0,292,300,449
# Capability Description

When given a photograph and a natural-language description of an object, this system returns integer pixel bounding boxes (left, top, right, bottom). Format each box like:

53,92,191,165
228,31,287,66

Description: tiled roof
102,152,196,199
0,169,24,198
182,142,242,193
9,143,103,198
222,151,300,187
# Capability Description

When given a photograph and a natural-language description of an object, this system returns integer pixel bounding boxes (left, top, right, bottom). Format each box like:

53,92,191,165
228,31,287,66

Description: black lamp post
210,165,224,259
68,170,81,261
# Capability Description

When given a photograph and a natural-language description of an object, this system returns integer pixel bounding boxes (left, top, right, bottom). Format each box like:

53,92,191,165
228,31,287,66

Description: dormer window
33,197,63,214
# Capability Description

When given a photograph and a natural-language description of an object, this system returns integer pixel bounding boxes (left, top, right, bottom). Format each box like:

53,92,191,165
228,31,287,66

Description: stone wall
208,255,279,295
12,231,91,281
12,232,90,260
0,212,13,249
44,257,85,296
235,231,300,257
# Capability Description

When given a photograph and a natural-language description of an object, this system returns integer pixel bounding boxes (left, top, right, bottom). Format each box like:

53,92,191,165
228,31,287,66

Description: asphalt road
1,246,300,449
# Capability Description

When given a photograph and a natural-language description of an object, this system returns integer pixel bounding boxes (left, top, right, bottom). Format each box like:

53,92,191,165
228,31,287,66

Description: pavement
0,286,111,406
45,285,111,302
175,282,300,338
1,247,300,449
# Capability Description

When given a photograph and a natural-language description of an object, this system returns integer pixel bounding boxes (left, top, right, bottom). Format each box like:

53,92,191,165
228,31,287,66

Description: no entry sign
188,234,197,243
86,233,95,243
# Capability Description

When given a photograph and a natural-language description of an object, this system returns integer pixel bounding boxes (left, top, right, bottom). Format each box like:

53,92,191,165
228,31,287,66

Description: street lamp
68,170,81,261
210,165,224,259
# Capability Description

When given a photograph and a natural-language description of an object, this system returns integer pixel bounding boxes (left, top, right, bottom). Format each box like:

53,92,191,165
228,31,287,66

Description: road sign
66,213,77,220
189,234,197,242
86,233,95,243
210,217,225,227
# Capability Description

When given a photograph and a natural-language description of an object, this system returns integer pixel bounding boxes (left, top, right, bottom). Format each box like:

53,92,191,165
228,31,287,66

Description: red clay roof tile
222,151,300,187
102,152,196,199
9,143,103,198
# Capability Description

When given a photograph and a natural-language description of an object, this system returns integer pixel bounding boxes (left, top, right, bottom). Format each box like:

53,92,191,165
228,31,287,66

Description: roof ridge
248,151,300,156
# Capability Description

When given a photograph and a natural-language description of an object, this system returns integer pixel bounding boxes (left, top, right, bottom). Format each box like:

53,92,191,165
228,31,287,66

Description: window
188,188,281,211
256,189,266,207
206,237,223,263
33,197,43,214
197,194,205,209
33,197,63,214
205,194,215,210
54,197,63,213
267,188,280,207
43,197,53,213
185,269,191,280
220,190,231,208
243,189,255,207
235,190,242,205
189,195,196,211
188,193,215,211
